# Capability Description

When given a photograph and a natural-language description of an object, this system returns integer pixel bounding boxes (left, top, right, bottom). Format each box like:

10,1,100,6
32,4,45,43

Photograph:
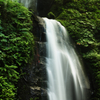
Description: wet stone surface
18,16,48,100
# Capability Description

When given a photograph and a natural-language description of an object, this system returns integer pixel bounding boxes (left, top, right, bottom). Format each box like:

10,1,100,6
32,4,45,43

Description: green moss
47,12,56,19
0,0,34,99
48,0,100,99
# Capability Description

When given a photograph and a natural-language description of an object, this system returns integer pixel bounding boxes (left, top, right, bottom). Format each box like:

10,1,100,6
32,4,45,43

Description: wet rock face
32,16,46,42
18,16,48,100
18,43,48,100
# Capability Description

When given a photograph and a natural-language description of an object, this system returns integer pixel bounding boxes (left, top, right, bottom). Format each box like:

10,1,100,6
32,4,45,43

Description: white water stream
43,18,90,100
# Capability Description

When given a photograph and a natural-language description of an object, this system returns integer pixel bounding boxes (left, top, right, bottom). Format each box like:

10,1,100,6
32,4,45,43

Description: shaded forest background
0,0,100,100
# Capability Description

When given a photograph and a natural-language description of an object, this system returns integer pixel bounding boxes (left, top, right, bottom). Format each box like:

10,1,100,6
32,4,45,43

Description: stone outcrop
18,16,48,100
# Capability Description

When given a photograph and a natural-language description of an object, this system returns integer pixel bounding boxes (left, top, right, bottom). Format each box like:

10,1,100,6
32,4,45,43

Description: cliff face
18,16,48,100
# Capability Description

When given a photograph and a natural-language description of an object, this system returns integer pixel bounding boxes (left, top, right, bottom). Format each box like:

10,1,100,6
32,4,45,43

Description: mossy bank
0,0,34,99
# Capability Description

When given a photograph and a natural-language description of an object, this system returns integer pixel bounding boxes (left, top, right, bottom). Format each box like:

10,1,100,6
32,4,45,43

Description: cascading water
43,18,90,100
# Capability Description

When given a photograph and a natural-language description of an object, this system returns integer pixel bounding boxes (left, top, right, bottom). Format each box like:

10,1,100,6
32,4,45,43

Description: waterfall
43,18,90,100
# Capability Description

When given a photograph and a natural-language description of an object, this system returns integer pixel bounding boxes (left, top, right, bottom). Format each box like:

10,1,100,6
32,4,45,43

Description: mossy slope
0,0,34,99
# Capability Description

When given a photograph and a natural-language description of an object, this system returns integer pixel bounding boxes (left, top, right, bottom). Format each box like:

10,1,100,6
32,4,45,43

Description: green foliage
29,97,39,100
49,0,100,99
0,0,34,99
47,12,56,19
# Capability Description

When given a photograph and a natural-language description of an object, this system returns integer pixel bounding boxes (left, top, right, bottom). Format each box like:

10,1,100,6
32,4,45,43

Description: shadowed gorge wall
37,0,54,16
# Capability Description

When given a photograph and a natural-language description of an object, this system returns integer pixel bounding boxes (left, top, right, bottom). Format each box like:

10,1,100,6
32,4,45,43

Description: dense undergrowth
48,0,100,99
0,0,34,99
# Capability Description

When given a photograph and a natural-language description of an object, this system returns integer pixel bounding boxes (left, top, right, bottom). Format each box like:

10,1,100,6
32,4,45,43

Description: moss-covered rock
0,0,34,99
